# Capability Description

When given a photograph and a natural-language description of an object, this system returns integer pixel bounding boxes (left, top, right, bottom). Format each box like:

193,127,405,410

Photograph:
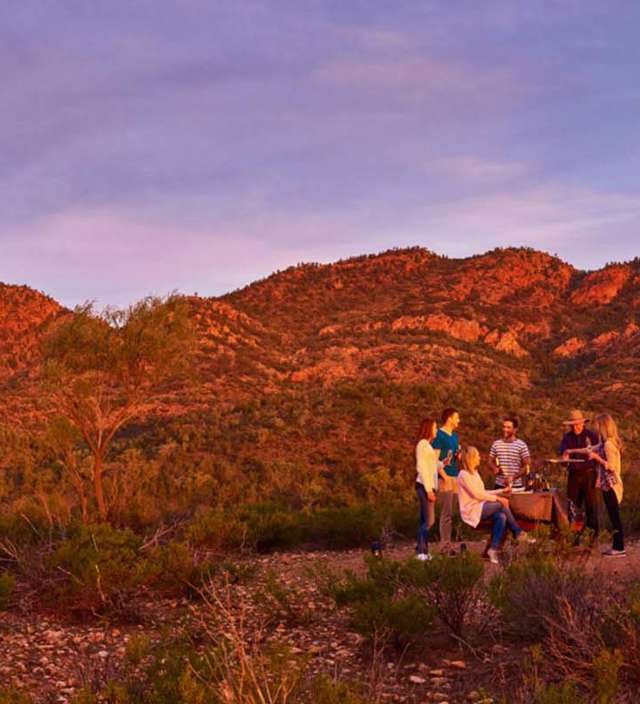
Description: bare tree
42,295,195,520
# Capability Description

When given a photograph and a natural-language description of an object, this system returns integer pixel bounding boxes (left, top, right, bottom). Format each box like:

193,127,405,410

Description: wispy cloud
0,1,638,304
437,157,526,182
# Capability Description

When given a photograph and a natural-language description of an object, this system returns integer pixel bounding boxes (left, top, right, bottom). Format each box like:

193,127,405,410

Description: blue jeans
416,483,431,553
481,501,522,549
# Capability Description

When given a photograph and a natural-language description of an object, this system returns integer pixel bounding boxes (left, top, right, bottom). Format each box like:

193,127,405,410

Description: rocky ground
1,539,639,703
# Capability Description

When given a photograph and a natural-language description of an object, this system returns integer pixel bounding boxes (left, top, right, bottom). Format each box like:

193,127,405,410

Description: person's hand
562,451,570,461
587,450,599,462
501,485,512,495
498,496,510,509
442,455,452,467
427,491,436,503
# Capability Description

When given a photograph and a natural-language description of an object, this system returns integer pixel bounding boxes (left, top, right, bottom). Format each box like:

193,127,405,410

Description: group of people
414,407,625,564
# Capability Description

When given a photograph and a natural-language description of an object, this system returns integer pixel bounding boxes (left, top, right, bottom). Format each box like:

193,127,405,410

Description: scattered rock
449,660,467,670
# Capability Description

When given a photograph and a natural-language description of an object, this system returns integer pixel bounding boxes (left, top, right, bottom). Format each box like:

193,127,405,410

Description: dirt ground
1,538,638,703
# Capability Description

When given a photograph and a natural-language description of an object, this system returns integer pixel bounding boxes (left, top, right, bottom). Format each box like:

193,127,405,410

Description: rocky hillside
1,247,639,474
0,284,70,427
220,247,640,411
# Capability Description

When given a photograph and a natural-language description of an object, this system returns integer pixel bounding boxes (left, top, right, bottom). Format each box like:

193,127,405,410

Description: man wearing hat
560,409,600,537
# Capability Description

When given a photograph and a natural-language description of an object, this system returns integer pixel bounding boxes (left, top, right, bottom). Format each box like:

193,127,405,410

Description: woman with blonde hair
457,445,527,564
589,414,625,557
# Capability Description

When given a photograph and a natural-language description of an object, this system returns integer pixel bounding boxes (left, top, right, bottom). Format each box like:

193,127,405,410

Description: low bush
326,556,450,648
488,555,599,642
187,503,407,554
0,571,15,610
0,689,32,704
308,506,382,549
47,523,144,614
329,554,484,645
309,674,373,704
142,540,218,597
351,593,434,648
534,681,586,704
327,569,392,608
101,636,210,704
399,552,484,640
185,507,247,551
508,568,640,701
240,503,307,552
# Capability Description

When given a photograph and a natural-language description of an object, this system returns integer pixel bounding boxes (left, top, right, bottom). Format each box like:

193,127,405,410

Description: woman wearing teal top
431,407,461,554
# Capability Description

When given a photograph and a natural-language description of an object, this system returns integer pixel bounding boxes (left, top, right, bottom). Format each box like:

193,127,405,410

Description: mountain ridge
1,246,639,466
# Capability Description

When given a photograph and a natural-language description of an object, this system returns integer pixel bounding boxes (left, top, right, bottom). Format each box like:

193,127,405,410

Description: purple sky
2,1,639,307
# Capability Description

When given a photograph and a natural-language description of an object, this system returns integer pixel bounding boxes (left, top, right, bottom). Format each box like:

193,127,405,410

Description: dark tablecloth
508,489,569,527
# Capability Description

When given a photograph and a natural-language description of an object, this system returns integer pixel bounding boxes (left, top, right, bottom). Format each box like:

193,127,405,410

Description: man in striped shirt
490,416,531,489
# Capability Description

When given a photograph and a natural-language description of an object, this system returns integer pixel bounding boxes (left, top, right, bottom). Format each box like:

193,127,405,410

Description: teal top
431,428,460,477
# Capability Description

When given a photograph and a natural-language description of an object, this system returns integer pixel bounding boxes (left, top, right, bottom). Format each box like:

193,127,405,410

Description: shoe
415,553,432,561
602,548,626,558
487,548,500,565
515,532,536,545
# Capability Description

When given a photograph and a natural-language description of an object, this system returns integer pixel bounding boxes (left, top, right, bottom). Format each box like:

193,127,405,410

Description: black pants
602,489,624,550
567,469,599,535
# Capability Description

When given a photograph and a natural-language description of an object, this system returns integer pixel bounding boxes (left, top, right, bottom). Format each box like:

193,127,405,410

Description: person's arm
489,442,501,476
513,443,531,479
589,440,612,470
432,435,452,481
601,441,621,482
458,472,500,503
559,434,570,460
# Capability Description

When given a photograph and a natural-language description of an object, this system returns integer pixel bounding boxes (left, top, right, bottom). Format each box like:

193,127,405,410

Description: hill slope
1,248,639,517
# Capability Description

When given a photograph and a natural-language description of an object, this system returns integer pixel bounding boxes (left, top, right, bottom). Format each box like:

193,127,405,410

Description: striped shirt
490,438,530,488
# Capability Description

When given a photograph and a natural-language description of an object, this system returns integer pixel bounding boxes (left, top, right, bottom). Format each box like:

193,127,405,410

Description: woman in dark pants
414,418,449,561
590,414,625,557
571,413,625,556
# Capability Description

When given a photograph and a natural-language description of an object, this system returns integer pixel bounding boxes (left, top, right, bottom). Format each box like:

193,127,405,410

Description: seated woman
457,446,527,564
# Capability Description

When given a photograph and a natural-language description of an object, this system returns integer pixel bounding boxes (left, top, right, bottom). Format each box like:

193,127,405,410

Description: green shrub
0,572,15,610
399,552,484,639
0,510,51,547
240,503,306,552
488,556,596,642
593,649,623,704
142,540,220,597
0,689,32,704
69,691,98,704
351,593,434,648
535,681,586,704
98,636,210,704
328,557,434,648
47,523,144,613
186,507,246,551
309,675,372,704
309,506,382,549
327,556,402,607
327,569,391,608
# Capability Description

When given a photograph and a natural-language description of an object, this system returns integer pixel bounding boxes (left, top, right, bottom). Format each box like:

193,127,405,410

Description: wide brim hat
563,409,590,426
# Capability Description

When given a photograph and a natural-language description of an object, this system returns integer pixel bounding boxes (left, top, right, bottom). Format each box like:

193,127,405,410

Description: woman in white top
589,414,625,557
457,446,526,563
415,418,448,561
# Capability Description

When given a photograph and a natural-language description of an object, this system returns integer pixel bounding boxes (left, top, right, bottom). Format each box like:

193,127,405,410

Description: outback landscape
0,247,639,703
